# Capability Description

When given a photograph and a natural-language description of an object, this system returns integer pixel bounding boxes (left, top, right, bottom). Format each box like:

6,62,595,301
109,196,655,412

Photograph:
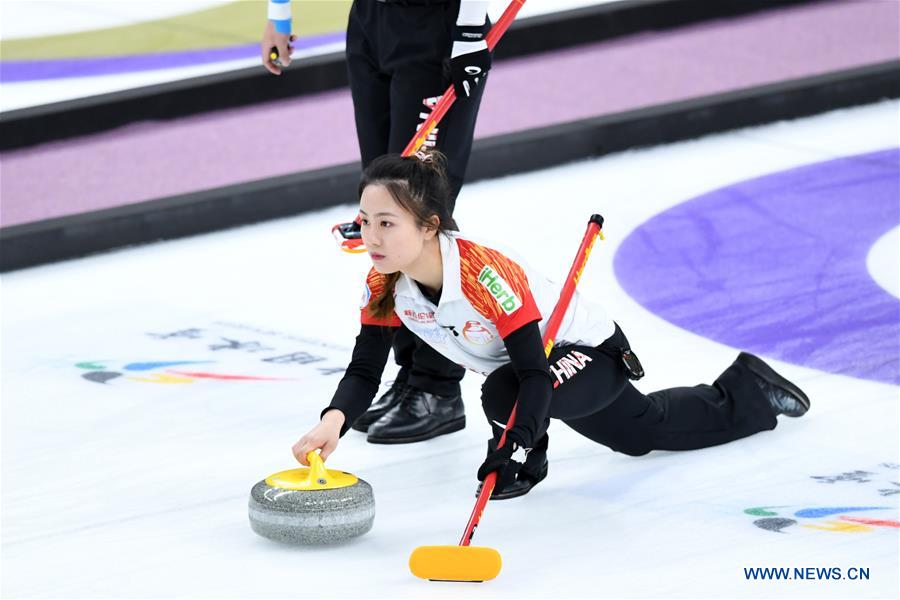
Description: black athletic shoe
476,439,548,500
351,379,408,433
737,352,810,417
366,387,465,444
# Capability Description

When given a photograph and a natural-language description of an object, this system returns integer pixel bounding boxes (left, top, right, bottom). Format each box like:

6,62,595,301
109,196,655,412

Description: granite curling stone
249,451,375,544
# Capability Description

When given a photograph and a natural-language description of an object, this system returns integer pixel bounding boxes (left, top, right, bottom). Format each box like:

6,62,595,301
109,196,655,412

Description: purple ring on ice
614,148,900,385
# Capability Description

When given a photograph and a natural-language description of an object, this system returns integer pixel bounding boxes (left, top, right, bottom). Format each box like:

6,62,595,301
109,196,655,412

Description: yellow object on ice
127,373,194,384
408,545,502,582
265,451,358,491
803,520,872,533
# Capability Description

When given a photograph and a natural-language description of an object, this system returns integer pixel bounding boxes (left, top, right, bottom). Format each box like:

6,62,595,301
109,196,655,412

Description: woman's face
359,184,434,274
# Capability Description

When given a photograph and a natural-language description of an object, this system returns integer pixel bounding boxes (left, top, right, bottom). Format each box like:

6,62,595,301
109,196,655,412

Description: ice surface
2,101,898,599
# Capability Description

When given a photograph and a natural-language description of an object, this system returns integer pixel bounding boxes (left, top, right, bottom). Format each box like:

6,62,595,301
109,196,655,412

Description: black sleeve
321,324,396,436
502,320,553,449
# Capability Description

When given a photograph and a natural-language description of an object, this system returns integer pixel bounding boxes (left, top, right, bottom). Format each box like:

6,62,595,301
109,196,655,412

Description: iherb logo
478,266,522,315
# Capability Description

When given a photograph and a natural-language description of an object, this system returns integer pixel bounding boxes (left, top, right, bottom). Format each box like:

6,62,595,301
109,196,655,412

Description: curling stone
248,451,375,544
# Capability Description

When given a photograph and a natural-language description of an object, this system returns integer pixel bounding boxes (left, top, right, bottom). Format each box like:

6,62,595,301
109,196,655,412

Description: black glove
450,21,491,100
477,435,525,483
477,441,512,481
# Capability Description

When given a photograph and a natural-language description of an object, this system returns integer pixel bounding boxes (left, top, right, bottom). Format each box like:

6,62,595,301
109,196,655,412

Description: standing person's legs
385,54,473,401
387,63,486,209
384,1,487,209
346,0,414,434
345,0,391,168
382,0,487,390
366,0,484,442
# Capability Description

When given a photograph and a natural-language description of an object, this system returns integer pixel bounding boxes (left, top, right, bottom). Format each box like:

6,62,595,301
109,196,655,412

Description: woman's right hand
261,20,294,75
292,409,345,465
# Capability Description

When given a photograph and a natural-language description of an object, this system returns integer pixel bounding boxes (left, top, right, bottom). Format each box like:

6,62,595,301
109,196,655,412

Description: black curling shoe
737,352,810,417
351,379,407,433
366,387,465,444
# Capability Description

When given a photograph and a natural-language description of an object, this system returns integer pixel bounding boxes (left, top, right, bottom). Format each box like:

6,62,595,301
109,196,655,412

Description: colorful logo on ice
76,360,294,385
745,464,900,533
745,505,899,533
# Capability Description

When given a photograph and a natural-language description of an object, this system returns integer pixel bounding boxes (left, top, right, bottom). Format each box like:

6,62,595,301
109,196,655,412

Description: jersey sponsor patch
478,265,522,315
462,320,495,345
403,309,436,324
457,238,541,338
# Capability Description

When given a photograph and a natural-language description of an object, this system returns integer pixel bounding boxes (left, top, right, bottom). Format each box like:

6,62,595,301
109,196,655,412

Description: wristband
456,0,489,26
268,0,292,35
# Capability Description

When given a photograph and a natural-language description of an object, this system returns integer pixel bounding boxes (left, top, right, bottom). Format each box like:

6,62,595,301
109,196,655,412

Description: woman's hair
362,149,458,320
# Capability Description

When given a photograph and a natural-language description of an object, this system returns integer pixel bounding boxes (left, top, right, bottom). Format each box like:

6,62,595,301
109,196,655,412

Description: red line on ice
167,371,292,381
839,516,900,528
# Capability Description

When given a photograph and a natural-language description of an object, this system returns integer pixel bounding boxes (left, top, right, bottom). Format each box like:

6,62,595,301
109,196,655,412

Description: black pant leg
347,1,419,385
407,343,464,396
389,324,415,385
387,63,486,209
483,327,779,456
387,55,472,393
393,324,463,397
351,0,485,204
563,358,779,455
358,0,487,394
381,1,485,209
346,0,391,168
373,2,471,393
641,359,779,450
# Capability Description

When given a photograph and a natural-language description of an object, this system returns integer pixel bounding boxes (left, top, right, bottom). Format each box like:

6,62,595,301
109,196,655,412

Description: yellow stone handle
306,451,329,486
264,451,358,491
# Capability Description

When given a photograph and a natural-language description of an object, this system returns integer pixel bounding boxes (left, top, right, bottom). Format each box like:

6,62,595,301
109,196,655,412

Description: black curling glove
450,21,491,100
477,435,524,483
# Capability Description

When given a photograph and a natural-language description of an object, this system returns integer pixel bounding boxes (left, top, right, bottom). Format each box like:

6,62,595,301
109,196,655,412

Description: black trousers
481,324,778,455
346,0,488,395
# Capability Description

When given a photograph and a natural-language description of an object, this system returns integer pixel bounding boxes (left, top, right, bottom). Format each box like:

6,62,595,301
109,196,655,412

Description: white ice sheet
2,101,898,599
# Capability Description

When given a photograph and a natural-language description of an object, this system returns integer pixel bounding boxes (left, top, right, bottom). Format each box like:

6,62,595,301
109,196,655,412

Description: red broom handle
460,214,605,546
401,0,526,157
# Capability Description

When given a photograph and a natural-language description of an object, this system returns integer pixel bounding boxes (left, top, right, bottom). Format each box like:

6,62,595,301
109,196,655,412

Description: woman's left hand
477,441,516,481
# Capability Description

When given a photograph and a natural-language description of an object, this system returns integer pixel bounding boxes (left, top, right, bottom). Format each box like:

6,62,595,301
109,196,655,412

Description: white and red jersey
360,231,614,375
